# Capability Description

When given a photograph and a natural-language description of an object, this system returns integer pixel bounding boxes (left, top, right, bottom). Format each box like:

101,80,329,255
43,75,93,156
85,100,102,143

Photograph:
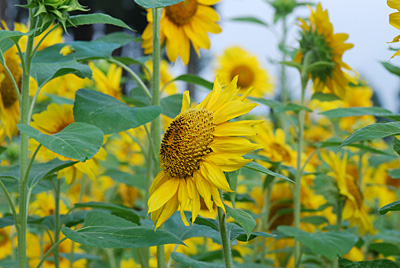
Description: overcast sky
179,0,400,112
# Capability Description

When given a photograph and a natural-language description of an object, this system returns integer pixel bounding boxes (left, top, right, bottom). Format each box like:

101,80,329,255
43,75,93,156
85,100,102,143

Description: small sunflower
0,223,12,259
88,61,123,100
147,77,262,228
321,151,374,235
388,0,400,58
30,103,107,184
294,3,354,98
216,46,273,97
142,0,222,65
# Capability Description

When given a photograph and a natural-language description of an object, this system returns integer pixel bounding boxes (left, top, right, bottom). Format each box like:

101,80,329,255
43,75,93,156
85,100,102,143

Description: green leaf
193,216,219,232
275,102,312,113
34,41,121,63
230,16,268,27
247,97,284,109
341,122,400,146
277,226,358,260
0,260,17,268
382,61,400,77
74,202,140,225
389,168,400,179
68,14,133,31
394,137,400,156
0,30,26,42
172,74,213,90
369,242,400,257
125,87,152,107
320,107,395,119
300,216,329,226
0,39,14,54
319,141,394,156
17,122,104,162
96,32,137,46
103,169,146,190
161,94,183,118
134,0,184,8
338,256,400,268
311,92,340,102
226,206,256,240
243,162,294,183
280,61,302,71
62,211,184,248
379,200,400,215
73,89,162,135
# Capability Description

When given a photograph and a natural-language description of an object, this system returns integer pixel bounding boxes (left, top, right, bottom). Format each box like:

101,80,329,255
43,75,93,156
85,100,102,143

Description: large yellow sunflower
294,3,354,98
321,151,374,235
147,77,262,228
216,46,273,97
30,103,107,184
388,0,400,58
142,0,222,65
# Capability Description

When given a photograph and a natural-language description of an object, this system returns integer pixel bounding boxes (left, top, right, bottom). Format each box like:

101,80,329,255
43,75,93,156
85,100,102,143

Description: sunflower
294,3,354,98
30,191,69,217
216,46,273,97
30,103,107,184
0,223,12,260
142,0,222,65
147,77,262,228
321,151,374,235
88,61,123,100
388,0,400,58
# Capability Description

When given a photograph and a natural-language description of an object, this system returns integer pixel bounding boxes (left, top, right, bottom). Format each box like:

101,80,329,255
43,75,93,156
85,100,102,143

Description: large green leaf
277,226,358,260
338,256,400,268
74,202,140,225
368,242,400,257
134,0,184,9
341,122,400,146
379,200,400,215
311,92,340,102
0,30,26,42
73,89,162,134
31,60,91,88
226,206,256,240
319,141,394,156
68,14,133,31
17,122,104,162
320,107,396,119
389,168,400,179
62,211,183,248
161,94,183,118
243,162,294,183
172,74,213,90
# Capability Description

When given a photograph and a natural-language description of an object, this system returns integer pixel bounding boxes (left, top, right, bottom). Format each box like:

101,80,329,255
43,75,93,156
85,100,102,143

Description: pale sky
173,0,400,112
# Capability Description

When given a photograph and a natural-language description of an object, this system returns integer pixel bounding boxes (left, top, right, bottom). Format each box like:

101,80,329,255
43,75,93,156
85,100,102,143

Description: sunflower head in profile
148,77,262,229
294,3,353,98
142,0,222,65
388,0,400,58
216,46,273,97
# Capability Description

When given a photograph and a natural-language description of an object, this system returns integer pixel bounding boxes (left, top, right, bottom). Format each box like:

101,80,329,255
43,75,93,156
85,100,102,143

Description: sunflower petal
200,160,232,192
148,178,180,212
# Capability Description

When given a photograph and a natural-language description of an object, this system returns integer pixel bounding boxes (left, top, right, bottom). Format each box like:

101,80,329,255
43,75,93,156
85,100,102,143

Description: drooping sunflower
321,151,374,235
142,0,222,65
147,77,262,228
215,46,273,97
388,0,400,58
30,103,107,184
294,3,354,98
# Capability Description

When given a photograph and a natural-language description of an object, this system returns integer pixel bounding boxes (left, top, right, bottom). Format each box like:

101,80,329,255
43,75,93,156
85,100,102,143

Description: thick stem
18,11,37,268
218,196,234,268
53,178,61,268
293,51,311,268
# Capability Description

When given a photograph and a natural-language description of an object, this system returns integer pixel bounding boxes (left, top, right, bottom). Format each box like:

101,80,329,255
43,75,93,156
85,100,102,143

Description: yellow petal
210,136,262,155
200,160,232,192
149,170,168,195
187,177,201,223
205,153,252,172
214,120,262,136
193,172,213,212
148,178,180,212
210,184,226,213
212,100,258,124
154,194,179,229
180,91,191,113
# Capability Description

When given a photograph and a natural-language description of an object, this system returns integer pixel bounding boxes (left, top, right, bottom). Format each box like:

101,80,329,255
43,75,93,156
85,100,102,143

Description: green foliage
244,161,294,183
226,206,256,240
73,89,162,135
338,256,400,268
320,107,397,120
389,168,400,179
62,211,184,248
277,226,358,260
341,122,400,146
102,169,146,189
134,0,184,8
172,74,214,90
393,137,400,156
17,122,104,162
382,61,400,77
311,92,341,102
368,242,400,257
379,200,400,215
161,94,183,118
230,17,268,27
68,14,133,31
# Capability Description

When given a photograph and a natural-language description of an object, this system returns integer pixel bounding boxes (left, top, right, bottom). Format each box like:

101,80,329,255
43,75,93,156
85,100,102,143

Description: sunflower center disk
160,108,215,178
230,65,255,88
0,57,21,108
165,0,198,26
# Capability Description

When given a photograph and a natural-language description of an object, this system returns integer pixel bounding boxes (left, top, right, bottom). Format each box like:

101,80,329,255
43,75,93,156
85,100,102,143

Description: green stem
218,193,234,268
0,180,19,227
137,248,150,268
35,237,67,268
105,249,117,268
293,51,312,268
18,10,38,268
152,7,165,268
109,58,152,100
1,55,22,103
53,178,61,268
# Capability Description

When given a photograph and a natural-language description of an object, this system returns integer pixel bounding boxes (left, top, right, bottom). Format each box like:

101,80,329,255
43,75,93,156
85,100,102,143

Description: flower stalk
218,191,234,268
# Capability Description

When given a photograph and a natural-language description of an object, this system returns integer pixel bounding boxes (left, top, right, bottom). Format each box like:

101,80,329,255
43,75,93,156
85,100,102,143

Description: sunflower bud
270,0,297,22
